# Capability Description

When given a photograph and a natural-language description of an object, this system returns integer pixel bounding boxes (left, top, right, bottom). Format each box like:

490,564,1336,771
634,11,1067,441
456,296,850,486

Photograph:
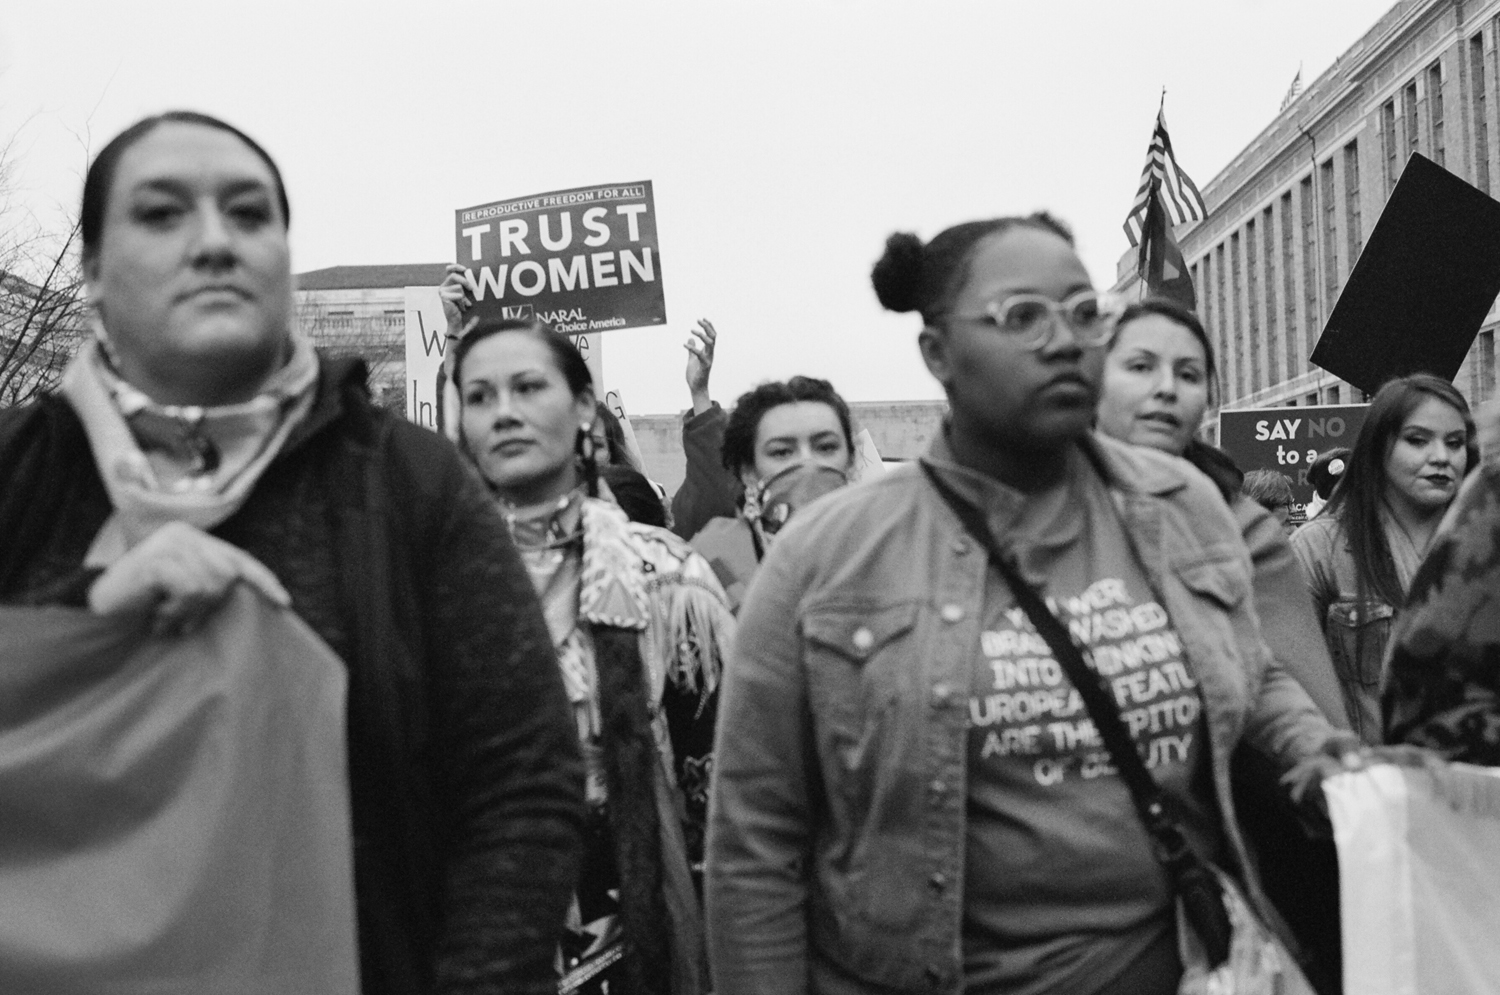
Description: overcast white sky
1,0,1396,414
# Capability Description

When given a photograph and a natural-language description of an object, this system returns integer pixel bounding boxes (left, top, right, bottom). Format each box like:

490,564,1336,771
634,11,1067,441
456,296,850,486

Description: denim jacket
1289,515,1392,744
705,432,1341,995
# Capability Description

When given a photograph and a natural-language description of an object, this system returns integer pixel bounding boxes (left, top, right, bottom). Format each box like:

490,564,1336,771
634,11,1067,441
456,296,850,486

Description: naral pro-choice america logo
455,181,666,332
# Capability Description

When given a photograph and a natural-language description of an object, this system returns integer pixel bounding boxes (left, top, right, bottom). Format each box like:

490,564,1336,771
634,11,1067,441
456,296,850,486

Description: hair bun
871,232,926,313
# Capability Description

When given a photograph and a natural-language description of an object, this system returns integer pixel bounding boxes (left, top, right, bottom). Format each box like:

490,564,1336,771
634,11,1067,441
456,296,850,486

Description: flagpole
1126,92,1206,303
1297,117,1332,399
1298,120,1326,331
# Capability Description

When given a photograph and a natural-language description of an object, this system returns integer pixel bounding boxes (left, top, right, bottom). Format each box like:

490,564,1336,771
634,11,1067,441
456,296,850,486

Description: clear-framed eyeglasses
948,289,1113,350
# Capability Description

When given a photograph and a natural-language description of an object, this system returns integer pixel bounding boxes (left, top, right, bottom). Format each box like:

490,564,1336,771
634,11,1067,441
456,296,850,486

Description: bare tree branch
0,221,85,406
0,118,88,409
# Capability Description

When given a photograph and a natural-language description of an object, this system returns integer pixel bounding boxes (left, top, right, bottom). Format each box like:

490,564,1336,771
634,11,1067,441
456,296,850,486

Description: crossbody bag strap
919,462,1235,967
920,463,1190,855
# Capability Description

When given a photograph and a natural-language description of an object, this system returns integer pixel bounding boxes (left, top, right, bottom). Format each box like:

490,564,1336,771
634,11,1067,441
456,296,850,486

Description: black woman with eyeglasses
705,214,1352,995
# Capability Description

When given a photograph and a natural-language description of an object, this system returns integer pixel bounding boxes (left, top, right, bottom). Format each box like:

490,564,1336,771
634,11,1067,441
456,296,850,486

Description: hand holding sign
439,263,477,339
685,318,717,415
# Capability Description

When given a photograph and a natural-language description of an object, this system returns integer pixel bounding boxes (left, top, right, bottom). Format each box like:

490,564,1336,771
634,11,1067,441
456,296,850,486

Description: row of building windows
1188,23,1500,407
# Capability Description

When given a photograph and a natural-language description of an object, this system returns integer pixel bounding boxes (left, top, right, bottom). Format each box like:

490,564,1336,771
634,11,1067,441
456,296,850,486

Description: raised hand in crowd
88,522,291,636
671,318,739,539
439,262,477,352
685,318,717,416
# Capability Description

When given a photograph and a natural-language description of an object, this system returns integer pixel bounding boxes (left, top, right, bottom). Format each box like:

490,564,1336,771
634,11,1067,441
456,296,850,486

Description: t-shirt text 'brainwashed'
969,577,1200,786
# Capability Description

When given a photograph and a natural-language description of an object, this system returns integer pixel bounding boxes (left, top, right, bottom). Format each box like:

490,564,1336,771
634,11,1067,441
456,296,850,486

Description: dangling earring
577,422,596,465
577,423,600,498
740,478,762,522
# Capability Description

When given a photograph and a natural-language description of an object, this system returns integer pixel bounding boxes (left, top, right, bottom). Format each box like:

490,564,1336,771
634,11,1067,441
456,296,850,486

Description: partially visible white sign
603,390,647,472
570,332,604,393
403,286,459,440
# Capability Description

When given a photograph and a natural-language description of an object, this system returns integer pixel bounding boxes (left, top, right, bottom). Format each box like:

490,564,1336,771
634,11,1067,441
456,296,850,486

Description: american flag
1280,67,1304,112
1122,108,1206,248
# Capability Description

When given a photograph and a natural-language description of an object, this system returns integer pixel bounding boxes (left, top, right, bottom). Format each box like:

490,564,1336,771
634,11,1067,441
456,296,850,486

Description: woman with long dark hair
441,290,735,995
707,214,1346,995
1291,373,1477,744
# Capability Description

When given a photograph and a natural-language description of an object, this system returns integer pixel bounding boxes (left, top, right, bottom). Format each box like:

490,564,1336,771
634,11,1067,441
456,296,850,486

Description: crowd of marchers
1,111,1497,995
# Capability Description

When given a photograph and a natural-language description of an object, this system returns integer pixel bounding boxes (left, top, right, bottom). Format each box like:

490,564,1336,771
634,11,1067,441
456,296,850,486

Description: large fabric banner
1327,763,1500,995
0,589,358,994
455,181,665,331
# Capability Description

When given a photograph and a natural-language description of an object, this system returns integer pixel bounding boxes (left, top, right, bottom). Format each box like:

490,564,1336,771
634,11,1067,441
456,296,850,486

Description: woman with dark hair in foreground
0,112,584,994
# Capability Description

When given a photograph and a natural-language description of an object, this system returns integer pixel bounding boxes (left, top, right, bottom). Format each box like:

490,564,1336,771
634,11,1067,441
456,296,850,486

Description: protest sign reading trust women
455,181,666,332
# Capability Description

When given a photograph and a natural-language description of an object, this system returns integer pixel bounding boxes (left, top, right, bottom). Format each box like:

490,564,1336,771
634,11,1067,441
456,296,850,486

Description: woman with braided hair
443,282,735,994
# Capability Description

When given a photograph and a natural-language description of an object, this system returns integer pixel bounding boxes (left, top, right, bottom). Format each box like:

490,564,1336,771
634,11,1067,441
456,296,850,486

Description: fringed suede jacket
508,492,735,995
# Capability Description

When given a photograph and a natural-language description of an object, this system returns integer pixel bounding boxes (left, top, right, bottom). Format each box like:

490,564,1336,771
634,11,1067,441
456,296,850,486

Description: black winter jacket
0,358,585,995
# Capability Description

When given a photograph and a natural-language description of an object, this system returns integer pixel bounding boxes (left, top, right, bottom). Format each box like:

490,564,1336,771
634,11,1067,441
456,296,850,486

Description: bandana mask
743,462,850,552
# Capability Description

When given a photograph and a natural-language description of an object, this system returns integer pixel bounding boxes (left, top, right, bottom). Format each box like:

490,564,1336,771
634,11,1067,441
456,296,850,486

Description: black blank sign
1311,153,1500,394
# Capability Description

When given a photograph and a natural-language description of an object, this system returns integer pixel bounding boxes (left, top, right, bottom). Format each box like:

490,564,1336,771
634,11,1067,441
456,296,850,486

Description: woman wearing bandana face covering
688,377,856,612
0,113,585,994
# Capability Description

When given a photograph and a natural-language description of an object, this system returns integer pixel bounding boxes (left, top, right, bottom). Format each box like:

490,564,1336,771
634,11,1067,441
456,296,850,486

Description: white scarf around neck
59,333,320,566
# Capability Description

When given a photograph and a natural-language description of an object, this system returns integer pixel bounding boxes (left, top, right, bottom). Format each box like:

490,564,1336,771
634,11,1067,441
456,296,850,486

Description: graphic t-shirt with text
951,451,1222,995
